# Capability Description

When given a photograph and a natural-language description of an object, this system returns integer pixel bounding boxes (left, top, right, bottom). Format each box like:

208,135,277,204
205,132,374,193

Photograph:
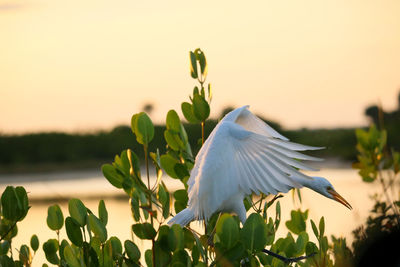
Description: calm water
0,168,380,264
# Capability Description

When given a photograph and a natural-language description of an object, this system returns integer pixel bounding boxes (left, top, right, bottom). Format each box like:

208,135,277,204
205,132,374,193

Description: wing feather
267,138,324,151
227,122,321,196
250,136,318,171
267,143,323,161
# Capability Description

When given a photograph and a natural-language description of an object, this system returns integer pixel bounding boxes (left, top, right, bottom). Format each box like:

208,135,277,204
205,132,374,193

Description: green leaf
285,210,308,235
160,154,180,178
179,123,193,158
124,240,140,262
168,224,184,252
265,218,275,246
216,242,245,265
164,130,184,151
190,51,198,79
166,110,181,132
65,217,83,247
132,112,154,145
0,255,14,266
155,241,172,266
321,236,329,253
174,190,188,214
240,213,268,252
306,242,319,256
158,184,170,219
108,236,122,260
174,201,187,214
157,225,170,251
181,102,200,123
59,239,68,262
310,220,319,239
19,245,30,264
119,149,131,174
197,49,207,77
174,163,190,179
88,214,107,243
30,235,39,252
144,249,152,267
0,219,18,240
130,113,139,134
132,223,156,240
319,217,325,238
130,196,140,222
275,233,296,258
46,204,64,231
98,200,108,226
215,214,239,249
68,198,87,227
174,190,188,203
43,239,59,265
127,149,141,179
295,232,309,255
1,186,29,221
0,241,10,255
183,228,195,250
102,241,114,267
102,164,124,189
359,167,376,182
158,184,167,206
191,245,200,265
63,244,80,267
192,94,210,121
14,186,29,221
90,236,101,256
171,249,191,266
275,201,281,230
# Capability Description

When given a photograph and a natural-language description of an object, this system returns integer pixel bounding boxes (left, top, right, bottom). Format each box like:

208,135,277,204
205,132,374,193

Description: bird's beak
327,188,352,210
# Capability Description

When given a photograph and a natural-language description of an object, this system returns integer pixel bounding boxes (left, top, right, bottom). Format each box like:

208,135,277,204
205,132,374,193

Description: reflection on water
0,168,379,264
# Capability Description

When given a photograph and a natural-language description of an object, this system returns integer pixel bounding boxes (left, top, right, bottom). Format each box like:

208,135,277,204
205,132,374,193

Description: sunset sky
1,0,399,133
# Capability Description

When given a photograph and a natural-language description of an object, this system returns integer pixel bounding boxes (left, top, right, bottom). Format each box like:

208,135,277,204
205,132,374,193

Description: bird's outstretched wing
229,123,322,196
228,106,323,195
186,106,323,221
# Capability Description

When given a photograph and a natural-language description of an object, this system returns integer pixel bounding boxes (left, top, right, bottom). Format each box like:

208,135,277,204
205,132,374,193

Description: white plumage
168,106,351,226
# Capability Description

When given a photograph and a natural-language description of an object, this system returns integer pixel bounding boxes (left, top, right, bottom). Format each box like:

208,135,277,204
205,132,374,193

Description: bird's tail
167,208,194,227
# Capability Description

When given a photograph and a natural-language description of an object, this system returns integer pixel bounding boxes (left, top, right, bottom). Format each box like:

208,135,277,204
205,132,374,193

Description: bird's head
310,177,352,210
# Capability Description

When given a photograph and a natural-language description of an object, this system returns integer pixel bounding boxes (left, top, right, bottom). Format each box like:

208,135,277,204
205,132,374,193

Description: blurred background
0,0,399,264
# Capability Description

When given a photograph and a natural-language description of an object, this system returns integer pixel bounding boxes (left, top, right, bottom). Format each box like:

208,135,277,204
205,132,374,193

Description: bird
168,105,352,226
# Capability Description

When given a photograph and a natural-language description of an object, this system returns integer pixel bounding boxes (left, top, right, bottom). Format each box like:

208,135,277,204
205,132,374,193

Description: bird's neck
292,176,317,191
298,176,327,196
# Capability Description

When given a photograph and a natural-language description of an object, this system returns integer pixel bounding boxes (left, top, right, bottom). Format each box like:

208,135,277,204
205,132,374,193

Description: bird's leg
262,249,316,264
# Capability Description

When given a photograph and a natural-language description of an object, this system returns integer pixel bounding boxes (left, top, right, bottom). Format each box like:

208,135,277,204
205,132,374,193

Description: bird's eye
327,186,333,191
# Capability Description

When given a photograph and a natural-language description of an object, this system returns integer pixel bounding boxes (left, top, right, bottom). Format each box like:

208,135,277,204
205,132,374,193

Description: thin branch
262,249,316,264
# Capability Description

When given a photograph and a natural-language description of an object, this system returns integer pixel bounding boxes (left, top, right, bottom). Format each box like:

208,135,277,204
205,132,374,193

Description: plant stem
144,145,156,266
0,219,19,242
204,222,208,266
101,244,104,266
378,170,400,224
201,121,205,145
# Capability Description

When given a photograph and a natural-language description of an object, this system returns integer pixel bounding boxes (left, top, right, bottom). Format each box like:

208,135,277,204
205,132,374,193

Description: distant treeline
1,96,399,173
0,121,356,173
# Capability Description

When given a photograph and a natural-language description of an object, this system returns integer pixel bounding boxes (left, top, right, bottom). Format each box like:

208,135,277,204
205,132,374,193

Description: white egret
168,105,352,226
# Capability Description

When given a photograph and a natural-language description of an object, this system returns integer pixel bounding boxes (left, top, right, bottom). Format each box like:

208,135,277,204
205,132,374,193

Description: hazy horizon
1,0,399,134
